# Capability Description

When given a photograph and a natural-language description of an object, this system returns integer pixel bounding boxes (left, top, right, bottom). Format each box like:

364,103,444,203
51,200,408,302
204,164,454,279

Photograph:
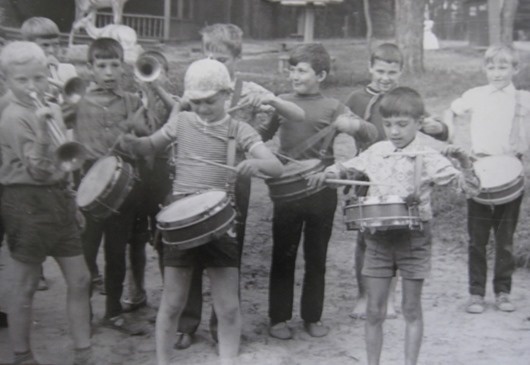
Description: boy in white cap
121,58,284,365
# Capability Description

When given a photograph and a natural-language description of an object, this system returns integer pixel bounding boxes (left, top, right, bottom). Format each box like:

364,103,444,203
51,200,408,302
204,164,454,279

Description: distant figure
74,0,130,25
423,20,439,50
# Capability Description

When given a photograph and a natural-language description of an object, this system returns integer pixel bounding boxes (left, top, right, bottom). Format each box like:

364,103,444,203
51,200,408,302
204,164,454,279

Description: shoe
495,293,516,312
304,321,329,337
37,276,49,291
91,275,105,295
174,332,193,350
100,314,147,336
121,293,147,312
269,322,293,340
466,295,485,314
209,315,218,343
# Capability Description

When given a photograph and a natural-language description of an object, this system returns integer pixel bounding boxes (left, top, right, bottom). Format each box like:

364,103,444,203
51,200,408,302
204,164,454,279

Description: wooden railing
96,12,165,39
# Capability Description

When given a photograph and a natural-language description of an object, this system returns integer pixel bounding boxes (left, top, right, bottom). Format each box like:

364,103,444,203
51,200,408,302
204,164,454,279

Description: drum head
77,156,119,207
281,159,322,177
157,191,227,223
473,156,523,190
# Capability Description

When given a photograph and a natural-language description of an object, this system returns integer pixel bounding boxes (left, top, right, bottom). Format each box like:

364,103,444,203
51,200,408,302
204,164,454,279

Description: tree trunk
363,0,373,52
501,0,519,44
395,0,425,75
488,0,502,45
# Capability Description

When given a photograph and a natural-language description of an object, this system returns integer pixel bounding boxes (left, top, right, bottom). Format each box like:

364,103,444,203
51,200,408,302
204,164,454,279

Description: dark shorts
162,226,240,268
1,185,82,264
362,223,432,280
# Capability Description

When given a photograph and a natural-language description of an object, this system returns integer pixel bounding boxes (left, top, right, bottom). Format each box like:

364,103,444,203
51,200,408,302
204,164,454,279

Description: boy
73,37,148,335
174,23,304,349
308,86,480,365
446,44,530,314
0,41,94,365
121,58,283,365
257,43,378,340
345,42,451,319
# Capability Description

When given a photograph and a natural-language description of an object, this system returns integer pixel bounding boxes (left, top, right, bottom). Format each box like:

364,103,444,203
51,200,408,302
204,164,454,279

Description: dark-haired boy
309,86,479,365
345,43,451,319
73,37,148,335
258,43,378,339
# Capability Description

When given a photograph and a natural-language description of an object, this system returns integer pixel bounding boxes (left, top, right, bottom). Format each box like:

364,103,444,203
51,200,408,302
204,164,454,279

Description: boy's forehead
383,115,417,123
92,57,122,64
370,59,401,70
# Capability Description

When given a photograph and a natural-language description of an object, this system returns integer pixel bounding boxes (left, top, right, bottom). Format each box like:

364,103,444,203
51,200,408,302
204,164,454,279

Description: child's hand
404,193,421,206
35,105,54,130
421,116,444,135
239,93,275,109
333,114,360,134
117,133,140,156
236,159,261,177
442,145,472,168
306,171,337,189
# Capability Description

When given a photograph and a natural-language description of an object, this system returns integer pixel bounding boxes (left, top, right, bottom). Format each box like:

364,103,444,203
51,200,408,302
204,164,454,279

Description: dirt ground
1,40,530,365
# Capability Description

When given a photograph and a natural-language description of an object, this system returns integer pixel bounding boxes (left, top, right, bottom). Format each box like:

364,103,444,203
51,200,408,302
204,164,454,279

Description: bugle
63,77,87,105
134,51,167,82
28,91,87,172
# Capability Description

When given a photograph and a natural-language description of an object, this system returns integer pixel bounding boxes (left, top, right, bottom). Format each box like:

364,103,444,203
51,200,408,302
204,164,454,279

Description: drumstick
383,151,440,157
188,155,238,172
227,102,250,114
325,179,397,187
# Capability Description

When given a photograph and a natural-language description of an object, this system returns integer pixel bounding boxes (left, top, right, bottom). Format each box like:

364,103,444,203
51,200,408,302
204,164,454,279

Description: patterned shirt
451,83,530,156
325,136,480,220
159,111,263,194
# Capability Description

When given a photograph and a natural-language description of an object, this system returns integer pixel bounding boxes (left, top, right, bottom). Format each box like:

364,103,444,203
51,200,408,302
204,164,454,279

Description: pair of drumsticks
188,153,396,187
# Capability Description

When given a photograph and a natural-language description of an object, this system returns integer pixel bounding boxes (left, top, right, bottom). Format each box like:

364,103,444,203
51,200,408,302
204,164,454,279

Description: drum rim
473,177,524,205
156,191,231,229
77,156,128,206
473,155,523,190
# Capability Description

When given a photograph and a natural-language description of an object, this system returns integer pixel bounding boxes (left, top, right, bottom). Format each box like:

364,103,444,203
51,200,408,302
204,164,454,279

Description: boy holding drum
257,43,378,340
308,86,480,365
445,44,530,314
73,38,148,335
121,58,284,365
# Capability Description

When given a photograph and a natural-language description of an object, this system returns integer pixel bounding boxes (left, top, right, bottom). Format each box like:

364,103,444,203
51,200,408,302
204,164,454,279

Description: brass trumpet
134,51,167,82
29,91,87,172
63,77,87,105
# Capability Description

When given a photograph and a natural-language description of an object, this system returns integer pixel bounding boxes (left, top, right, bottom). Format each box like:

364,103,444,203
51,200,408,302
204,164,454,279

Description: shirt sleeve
450,89,474,116
324,150,370,179
338,105,378,143
235,120,264,153
424,153,480,198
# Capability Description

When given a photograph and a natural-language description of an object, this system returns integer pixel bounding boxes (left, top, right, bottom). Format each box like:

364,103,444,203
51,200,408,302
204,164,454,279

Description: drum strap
227,117,238,168
413,154,423,198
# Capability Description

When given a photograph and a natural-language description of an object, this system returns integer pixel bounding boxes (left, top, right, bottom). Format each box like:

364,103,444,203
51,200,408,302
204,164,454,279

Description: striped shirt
160,111,262,194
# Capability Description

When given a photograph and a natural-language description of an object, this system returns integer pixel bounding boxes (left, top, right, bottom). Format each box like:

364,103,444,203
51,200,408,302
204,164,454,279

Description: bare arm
237,143,283,178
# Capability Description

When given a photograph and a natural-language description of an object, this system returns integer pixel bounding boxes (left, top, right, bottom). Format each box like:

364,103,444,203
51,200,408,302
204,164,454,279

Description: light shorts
362,222,432,280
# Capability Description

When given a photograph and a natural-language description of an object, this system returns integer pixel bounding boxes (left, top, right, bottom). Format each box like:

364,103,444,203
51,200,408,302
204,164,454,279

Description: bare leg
365,276,392,365
7,258,40,354
208,267,242,364
54,255,91,350
402,278,424,365
351,234,367,319
156,266,193,365
387,276,398,319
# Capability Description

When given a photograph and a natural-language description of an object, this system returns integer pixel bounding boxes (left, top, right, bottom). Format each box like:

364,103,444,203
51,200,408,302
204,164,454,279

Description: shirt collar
365,85,383,96
195,113,230,127
486,83,516,96
394,136,421,153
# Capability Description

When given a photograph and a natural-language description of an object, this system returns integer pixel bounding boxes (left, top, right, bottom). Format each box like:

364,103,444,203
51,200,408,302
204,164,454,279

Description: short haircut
200,23,243,58
370,43,403,68
21,17,60,41
484,44,519,68
0,41,47,73
87,38,124,63
379,86,425,120
288,43,330,75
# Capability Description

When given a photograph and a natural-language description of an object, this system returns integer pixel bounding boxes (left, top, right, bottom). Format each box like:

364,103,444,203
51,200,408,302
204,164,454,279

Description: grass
35,39,530,268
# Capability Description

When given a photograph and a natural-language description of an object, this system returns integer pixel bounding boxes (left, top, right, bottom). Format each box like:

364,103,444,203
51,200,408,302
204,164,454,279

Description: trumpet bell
64,77,87,105
134,54,161,82
56,141,87,172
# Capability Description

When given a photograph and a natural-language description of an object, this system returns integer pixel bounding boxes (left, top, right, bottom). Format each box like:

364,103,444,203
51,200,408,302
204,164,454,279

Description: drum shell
266,161,326,203
157,195,236,250
77,157,136,220
473,175,524,205
343,197,422,231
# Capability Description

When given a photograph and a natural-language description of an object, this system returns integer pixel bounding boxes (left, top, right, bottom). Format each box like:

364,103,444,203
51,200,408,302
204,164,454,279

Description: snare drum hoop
76,156,135,215
156,191,231,230
161,209,236,250
473,155,524,191
473,175,524,205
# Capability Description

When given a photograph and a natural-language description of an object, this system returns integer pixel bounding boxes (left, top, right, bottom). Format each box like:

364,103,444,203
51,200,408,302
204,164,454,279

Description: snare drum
472,155,524,205
156,190,236,250
266,159,326,203
76,156,136,219
343,195,422,231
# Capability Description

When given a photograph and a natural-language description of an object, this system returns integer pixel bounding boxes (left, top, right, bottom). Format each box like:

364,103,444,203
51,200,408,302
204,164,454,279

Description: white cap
183,58,232,100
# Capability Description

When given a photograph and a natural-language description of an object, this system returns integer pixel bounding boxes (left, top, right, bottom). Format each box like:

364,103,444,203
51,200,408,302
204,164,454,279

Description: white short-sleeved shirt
450,84,530,156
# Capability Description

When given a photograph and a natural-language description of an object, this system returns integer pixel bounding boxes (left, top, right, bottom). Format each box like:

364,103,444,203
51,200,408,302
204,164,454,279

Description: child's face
368,60,402,93
484,60,517,90
6,59,49,104
289,62,325,95
204,44,237,77
89,57,124,90
383,115,420,149
34,37,60,57
188,90,229,123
